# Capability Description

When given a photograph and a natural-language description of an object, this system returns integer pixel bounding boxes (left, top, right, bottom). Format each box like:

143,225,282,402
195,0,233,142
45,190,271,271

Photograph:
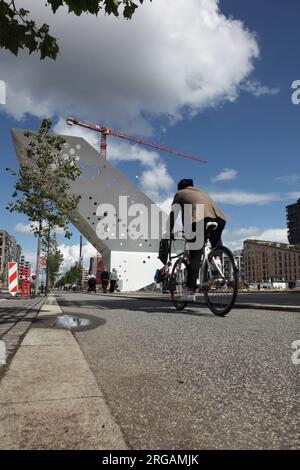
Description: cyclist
167,179,227,300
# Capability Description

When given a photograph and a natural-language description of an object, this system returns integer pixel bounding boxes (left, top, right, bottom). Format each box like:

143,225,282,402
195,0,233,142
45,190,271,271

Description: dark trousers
162,276,170,293
110,280,117,293
102,280,108,292
186,217,226,290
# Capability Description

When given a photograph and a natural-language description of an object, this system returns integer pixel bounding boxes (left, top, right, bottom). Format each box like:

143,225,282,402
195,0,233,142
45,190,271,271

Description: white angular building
11,129,167,291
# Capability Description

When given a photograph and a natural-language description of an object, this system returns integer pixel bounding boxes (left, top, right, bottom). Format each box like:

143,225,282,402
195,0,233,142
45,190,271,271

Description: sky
0,0,300,272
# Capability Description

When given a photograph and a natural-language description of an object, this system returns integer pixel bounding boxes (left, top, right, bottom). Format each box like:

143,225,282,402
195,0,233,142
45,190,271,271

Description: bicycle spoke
203,246,239,315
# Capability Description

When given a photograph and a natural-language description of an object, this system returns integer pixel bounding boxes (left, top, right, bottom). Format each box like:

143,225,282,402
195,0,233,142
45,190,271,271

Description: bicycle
168,223,239,316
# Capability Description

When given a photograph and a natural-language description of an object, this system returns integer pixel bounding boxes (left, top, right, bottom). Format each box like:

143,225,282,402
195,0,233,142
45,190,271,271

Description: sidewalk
0,295,48,371
0,294,128,450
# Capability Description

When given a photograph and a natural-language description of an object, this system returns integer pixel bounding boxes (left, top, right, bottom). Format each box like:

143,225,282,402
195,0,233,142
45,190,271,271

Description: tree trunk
45,226,51,296
34,220,43,296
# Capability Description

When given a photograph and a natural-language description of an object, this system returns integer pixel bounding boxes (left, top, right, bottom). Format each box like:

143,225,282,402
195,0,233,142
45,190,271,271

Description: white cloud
254,229,288,243
223,226,288,251
14,222,38,234
158,196,173,214
211,190,279,205
21,242,97,277
108,141,160,168
140,164,174,200
286,192,300,200
212,168,238,182
2,0,259,131
275,175,300,184
58,242,97,273
14,222,65,236
240,79,280,97
211,190,300,205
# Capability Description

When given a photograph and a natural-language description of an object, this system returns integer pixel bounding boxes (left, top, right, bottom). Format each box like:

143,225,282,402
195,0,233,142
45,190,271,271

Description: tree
55,275,65,288
42,232,64,291
0,1,151,60
64,262,82,284
47,249,64,288
6,117,81,294
56,262,82,287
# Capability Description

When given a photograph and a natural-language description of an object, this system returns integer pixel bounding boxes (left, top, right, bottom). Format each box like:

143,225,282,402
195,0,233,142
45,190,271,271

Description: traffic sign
8,262,18,296
40,257,47,267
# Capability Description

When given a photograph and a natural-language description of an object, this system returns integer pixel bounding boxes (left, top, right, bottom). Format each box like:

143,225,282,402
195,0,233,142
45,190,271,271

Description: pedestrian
162,261,172,293
101,267,109,293
109,268,118,293
88,274,97,293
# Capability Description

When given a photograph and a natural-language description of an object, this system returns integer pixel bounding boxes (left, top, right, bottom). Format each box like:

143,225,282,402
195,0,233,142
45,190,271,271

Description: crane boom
66,117,207,164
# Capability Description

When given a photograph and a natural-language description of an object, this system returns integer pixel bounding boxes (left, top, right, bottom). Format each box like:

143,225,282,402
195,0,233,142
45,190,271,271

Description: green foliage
43,233,64,287
48,250,64,286
6,117,81,240
0,1,150,60
55,275,65,288
56,262,82,286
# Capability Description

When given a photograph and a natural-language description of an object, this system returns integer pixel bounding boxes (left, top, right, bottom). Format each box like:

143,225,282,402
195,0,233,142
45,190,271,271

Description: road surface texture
230,291,300,306
45,293,300,449
84,290,300,313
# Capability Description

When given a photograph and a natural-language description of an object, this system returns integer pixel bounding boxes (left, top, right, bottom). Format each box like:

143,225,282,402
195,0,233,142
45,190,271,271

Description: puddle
56,315,91,329
33,314,106,331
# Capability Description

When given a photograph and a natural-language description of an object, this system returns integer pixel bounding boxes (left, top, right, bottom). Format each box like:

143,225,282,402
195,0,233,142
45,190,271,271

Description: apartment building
0,230,22,286
286,199,300,246
243,239,300,283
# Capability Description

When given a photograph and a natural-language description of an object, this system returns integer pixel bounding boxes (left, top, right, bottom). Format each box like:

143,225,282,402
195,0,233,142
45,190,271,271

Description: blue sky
0,0,299,269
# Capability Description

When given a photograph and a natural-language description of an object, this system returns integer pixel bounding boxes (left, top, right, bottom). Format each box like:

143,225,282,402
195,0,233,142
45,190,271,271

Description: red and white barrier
8,262,18,297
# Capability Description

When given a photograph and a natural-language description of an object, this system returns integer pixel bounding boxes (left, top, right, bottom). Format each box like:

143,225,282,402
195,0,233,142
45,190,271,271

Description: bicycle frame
168,236,226,291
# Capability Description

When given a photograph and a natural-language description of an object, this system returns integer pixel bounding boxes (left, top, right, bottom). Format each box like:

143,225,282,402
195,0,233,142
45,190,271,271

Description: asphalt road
236,291,300,306
54,292,299,449
1,290,300,306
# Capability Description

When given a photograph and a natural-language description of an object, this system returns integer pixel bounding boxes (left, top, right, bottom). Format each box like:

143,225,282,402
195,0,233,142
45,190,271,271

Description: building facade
243,239,300,284
232,249,244,280
82,268,89,288
12,129,164,291
0,230,22,286
286,199,300,246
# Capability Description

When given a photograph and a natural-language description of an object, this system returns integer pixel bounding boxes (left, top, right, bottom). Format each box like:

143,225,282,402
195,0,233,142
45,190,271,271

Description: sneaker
175,289,195,302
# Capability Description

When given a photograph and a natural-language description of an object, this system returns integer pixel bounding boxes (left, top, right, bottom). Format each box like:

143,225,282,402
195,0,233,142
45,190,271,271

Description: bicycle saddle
206,221,218,232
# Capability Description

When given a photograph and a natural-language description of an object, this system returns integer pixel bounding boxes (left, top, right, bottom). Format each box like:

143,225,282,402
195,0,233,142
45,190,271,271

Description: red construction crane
66,117,207,164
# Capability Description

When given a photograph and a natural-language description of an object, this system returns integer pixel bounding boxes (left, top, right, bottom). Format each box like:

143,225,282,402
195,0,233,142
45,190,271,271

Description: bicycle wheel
203,246,239,316
170,258,188,311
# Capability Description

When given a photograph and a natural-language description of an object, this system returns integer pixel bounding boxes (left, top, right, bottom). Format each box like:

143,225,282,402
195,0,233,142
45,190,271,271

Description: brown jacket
172,186,226,223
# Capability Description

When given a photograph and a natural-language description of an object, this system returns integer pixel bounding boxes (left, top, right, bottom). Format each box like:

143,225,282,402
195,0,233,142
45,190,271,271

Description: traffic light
18,256,25,280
